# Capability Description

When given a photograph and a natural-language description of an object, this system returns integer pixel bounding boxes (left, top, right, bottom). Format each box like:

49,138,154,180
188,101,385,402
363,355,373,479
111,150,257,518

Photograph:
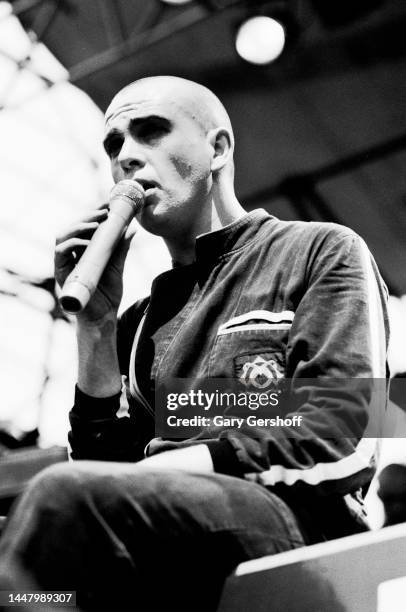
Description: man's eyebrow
129,114,171,130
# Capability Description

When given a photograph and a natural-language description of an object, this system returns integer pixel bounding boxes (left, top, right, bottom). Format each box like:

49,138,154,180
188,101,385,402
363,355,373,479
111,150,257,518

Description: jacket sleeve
194,229,389,495
68,299,153,461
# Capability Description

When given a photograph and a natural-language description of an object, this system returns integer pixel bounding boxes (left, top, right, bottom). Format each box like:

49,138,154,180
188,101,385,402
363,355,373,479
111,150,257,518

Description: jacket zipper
129,308,154,418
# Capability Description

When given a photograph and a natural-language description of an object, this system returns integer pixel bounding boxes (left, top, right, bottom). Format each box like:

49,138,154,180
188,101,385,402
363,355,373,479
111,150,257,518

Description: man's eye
105,137,123,158
138,122,166,142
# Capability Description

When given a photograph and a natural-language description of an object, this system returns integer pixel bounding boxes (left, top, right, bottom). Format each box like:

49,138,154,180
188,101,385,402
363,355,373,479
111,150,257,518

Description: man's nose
117,138,146,172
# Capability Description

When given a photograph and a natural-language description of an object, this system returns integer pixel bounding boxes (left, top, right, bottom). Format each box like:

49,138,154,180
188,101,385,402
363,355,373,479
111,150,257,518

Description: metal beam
68,3,211,83
67,0,250,84
96,0,126,48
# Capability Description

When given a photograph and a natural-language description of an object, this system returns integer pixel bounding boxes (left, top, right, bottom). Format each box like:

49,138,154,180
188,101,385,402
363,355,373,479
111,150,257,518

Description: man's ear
207,127,233,173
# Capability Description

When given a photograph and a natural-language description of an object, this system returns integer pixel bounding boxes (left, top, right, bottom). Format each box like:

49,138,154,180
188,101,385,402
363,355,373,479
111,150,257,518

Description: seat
218,523,406,612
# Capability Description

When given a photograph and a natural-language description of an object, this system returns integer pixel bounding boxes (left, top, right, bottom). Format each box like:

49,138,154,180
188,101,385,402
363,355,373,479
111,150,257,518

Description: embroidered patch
234,352,285,390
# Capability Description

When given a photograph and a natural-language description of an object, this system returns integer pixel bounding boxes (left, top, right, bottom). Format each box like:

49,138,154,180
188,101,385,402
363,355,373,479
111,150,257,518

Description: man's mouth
136,179,159,195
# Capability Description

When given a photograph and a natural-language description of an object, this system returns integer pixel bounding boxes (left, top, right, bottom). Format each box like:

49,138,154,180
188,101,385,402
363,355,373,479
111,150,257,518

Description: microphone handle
59,196,138,314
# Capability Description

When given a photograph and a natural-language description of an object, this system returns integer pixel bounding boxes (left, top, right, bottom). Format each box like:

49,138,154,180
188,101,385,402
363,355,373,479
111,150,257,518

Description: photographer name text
166,415,303,428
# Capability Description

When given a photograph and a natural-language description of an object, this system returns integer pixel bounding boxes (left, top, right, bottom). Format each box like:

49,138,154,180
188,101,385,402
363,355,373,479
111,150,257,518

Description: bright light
160,0,192,4
236,16,286,65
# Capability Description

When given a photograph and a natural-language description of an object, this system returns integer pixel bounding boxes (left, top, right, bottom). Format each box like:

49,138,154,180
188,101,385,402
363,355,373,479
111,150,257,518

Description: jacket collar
194,209,272,264
152,209,273,290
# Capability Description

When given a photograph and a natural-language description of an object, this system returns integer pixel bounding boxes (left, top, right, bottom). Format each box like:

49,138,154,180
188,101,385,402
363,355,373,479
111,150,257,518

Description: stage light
236,15,286,65
160,0,192,5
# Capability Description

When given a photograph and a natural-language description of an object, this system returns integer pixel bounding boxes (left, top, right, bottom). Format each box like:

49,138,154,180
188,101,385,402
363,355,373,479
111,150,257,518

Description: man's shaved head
105,75,233,143
103,75,238,241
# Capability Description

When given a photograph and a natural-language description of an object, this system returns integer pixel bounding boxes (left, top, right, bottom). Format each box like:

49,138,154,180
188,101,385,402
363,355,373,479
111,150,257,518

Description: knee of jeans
26,462,87,513
28,462,131,515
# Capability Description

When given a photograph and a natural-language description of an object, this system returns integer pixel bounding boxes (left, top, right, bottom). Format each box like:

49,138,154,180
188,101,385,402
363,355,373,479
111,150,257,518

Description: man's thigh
0,461,305,610
48,460,304,554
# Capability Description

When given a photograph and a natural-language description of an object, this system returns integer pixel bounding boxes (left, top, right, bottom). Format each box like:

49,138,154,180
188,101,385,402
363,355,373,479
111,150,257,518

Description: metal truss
5,0,252,84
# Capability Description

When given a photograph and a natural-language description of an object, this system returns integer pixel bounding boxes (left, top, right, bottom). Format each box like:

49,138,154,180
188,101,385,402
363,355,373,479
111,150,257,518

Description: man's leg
0,461,305,611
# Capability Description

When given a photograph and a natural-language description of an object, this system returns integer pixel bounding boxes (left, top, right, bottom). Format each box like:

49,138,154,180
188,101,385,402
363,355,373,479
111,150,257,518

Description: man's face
103,84,213,237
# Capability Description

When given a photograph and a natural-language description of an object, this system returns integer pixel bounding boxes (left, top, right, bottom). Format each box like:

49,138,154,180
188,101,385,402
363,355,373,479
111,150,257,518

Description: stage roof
14,0,406,295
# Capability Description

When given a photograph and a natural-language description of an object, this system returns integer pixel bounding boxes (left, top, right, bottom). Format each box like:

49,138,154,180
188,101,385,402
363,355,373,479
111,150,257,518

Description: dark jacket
70,210,389,540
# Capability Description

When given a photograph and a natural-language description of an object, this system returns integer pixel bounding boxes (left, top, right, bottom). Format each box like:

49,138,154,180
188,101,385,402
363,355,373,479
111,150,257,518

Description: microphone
59,179,145,314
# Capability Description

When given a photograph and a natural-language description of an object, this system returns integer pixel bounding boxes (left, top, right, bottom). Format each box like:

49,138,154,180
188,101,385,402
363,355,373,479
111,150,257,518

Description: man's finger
73,206,108,223
56,222,100,245
55,238,90,259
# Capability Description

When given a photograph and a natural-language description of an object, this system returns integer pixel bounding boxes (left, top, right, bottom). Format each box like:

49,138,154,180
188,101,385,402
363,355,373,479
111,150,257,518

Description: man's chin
136,203,176,238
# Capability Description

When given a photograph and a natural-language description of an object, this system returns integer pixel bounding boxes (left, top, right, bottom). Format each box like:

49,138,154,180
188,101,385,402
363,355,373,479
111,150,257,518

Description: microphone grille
110,180,145,209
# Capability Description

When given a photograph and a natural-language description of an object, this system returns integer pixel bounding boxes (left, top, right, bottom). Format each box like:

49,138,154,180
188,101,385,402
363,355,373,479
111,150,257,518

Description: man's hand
55,204,137,323
138,445,214,473
55,204,137,397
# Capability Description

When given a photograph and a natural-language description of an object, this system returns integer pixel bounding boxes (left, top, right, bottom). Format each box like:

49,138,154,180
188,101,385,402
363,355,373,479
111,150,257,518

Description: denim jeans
0,461,305,611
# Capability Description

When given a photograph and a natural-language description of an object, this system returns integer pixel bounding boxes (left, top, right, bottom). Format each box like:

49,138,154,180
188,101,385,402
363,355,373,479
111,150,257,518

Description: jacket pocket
208,310,294,387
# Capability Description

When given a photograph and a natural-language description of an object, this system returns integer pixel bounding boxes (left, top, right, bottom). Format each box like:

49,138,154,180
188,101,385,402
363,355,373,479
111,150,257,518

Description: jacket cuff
205,439,244,477
72,385,121,419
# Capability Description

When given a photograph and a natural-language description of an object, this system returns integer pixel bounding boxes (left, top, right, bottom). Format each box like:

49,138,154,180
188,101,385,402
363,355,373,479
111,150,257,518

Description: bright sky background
0,0,406,453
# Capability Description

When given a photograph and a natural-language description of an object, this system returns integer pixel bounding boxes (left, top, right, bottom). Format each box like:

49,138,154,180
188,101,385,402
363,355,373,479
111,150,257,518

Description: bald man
0,77,389,611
